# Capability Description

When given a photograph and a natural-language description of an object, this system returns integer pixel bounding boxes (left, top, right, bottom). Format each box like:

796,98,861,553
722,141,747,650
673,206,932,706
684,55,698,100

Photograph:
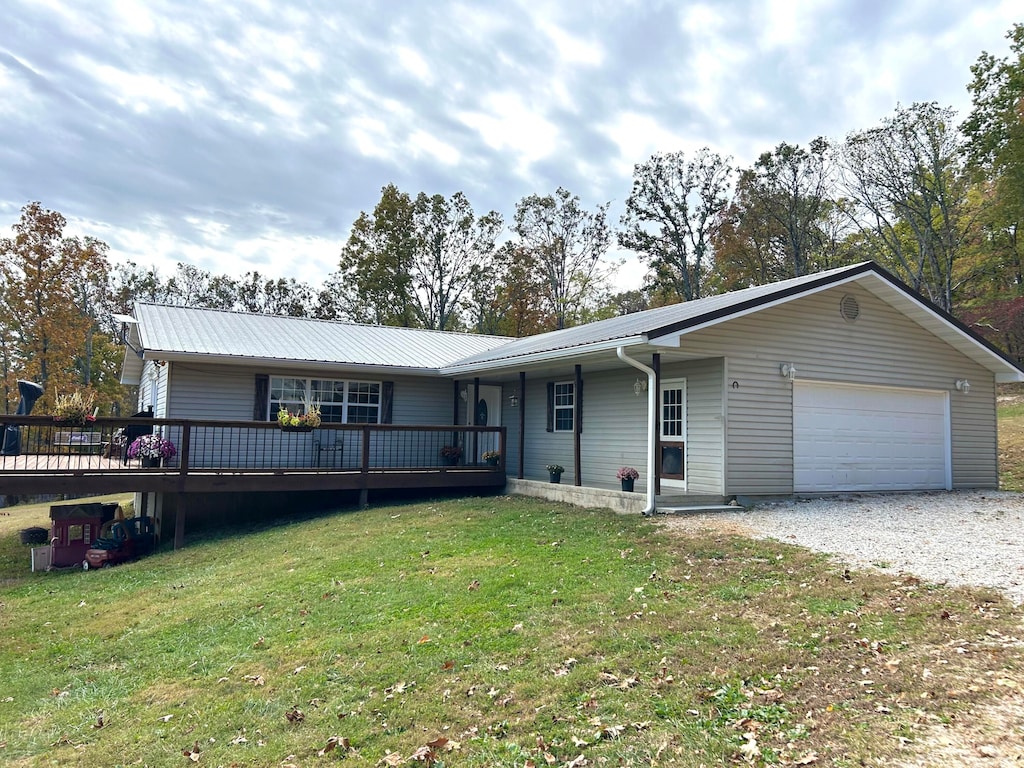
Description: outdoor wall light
460,387,469,402
780,363,797,380
955,379,971,394
633,377,647,396
508,390,519,408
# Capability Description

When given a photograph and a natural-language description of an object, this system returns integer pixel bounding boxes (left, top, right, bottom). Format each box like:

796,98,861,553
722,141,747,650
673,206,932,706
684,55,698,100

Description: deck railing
0,416,506,476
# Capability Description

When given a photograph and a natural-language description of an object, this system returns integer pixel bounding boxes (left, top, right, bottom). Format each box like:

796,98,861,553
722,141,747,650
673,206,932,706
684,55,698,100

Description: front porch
504,478,735,515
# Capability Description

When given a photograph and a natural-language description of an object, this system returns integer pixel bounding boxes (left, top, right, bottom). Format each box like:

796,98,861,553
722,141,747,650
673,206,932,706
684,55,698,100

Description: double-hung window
269,377,381,424
553,381,574,432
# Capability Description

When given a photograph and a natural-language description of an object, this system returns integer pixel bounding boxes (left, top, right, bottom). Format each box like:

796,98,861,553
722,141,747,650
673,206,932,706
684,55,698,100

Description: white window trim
268,376,382,425
553,380,575,433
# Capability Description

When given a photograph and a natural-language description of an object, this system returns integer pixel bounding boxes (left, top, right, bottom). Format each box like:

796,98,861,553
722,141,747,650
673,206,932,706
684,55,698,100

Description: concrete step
657,504,745,514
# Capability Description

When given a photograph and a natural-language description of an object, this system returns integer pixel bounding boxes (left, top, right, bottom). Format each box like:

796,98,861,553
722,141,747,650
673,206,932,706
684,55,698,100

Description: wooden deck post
174,493,186,550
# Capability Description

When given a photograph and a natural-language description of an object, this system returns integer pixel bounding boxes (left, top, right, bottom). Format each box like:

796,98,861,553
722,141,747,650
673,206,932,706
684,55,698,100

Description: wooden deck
0,417,507,496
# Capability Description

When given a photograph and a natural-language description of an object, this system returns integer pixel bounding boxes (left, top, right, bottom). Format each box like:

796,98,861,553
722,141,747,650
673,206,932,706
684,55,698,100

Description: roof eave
141,350,446,377
440,335,647,376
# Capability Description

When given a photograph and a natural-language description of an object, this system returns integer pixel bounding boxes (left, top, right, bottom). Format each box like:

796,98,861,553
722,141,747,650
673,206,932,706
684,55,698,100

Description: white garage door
793,382,950,493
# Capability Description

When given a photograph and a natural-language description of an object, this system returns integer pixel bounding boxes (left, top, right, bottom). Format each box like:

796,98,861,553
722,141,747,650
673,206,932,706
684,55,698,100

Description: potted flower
617,466,640,492
277,403,322,431
127,434,177,467
482,450,501,467
52,390,97,426
440,444,462,466
546,463,564,483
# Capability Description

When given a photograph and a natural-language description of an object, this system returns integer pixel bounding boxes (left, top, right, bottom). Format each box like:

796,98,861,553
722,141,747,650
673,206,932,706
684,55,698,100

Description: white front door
660,379,687,490
467,385,502,460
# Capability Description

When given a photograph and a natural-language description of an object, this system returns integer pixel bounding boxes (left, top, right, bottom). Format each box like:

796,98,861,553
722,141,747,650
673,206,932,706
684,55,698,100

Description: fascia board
648,271,1024,382
143,350,444,378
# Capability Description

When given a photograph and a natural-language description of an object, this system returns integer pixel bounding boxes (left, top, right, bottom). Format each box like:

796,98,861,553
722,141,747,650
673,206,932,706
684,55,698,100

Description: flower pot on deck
620,477,635,492
549,472,562,484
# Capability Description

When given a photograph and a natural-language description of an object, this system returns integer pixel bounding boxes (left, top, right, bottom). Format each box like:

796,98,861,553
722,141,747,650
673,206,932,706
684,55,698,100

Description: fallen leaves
182,741,201,762
284,706,304,724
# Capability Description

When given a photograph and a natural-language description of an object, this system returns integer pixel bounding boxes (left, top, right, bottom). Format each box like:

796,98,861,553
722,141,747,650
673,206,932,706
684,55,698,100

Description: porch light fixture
460,387,469,402
633,377,647,396
780,363,797,381
955,379,971,394
508,390,519,408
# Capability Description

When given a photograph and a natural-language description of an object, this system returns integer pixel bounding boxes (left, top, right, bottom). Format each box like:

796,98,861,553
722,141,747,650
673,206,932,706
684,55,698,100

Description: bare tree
841,102,970,311
513,187,611,330
619,149,733,301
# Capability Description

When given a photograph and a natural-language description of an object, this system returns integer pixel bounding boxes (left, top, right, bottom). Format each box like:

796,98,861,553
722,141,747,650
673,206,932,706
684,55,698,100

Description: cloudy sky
1,0,1019,291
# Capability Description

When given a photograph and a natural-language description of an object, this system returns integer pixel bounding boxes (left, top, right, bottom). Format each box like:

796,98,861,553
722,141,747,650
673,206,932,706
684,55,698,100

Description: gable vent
840,294,860,323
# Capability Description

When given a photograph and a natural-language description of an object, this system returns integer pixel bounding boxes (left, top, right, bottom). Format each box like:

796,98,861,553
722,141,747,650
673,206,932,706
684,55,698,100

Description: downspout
616,346,657,516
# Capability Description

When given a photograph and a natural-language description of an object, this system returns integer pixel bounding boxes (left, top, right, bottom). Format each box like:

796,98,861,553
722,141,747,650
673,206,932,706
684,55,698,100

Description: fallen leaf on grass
738,732,760,762
565,755,588,767
182,741,201,762
468,580,480,591
158,714,173,722
318,736,350,756
243,674,265,686
285,707,304,723
440,660,455,670
793,752,819,765
417,635,431,644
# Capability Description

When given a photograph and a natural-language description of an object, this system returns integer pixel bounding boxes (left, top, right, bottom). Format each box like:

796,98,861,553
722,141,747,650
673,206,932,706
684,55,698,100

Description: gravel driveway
659,490,1024,605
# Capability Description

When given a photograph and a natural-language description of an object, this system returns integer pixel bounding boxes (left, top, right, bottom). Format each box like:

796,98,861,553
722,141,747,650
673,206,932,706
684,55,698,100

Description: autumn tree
619,149,733,301
963,23,1024,293
741,139,833,279
513,187,612,330
464,243,550,337
0,202,111,413
840,103,970,311
236,272,313,316
337,184,418,326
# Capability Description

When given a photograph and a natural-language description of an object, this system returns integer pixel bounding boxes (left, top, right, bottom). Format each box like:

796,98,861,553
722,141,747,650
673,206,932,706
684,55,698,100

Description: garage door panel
794,382,949,493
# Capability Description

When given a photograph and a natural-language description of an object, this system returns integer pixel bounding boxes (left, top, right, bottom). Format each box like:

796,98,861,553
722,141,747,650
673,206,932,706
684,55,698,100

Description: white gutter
616,346,657,516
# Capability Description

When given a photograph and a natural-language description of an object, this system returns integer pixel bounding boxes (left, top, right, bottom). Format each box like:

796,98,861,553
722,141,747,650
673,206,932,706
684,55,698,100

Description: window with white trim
269,377,380,424
554,381,574,432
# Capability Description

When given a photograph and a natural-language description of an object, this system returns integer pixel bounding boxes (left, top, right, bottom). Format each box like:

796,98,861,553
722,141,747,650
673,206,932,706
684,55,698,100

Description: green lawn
0,494,1021,766
999,398,1024,490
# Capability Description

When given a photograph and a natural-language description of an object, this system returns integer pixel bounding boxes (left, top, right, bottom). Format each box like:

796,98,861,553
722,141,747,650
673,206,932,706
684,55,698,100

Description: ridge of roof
132,301,514,342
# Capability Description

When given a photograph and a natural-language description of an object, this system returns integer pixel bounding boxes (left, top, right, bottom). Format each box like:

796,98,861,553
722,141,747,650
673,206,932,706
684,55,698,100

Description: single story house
121,261,1024,515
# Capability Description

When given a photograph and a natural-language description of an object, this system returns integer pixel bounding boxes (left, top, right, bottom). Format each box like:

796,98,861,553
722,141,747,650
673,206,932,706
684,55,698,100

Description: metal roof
130,303,513,372
442,263,877,371
121,262,1024,385
440,262,1024,382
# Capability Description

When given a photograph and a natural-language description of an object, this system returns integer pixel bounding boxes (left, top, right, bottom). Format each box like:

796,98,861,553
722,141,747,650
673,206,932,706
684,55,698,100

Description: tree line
3,24,1023,415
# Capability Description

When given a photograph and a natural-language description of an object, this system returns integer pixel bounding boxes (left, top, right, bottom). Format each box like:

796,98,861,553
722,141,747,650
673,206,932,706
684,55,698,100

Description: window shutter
382,381,394,424
254,374,269,420
546,382,554,432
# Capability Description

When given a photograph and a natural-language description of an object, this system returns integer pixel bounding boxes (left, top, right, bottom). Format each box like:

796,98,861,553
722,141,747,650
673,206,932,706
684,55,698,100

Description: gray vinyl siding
661,358,724,494
165,363,454,424
513,361,724,493
672,283,997,494
161,363,462,469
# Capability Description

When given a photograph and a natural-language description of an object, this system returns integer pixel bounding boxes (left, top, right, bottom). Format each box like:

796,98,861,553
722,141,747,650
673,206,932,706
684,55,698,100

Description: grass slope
0,495,1021,767
999,398,1024,491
